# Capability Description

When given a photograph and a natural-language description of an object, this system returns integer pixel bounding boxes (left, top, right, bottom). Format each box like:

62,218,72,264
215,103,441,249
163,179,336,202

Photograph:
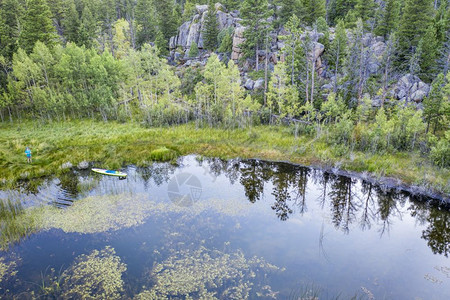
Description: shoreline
0,120,448,203
233,156,450,205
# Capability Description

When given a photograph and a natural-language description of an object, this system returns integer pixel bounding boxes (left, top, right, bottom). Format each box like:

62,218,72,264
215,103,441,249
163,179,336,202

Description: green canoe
91,168,127,178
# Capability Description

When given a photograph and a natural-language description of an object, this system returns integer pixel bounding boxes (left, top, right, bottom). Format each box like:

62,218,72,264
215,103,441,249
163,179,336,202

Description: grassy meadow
0,120,448,195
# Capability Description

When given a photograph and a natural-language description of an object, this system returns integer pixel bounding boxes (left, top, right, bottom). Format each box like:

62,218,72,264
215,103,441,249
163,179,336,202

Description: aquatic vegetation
76,177,100,196
39,193,256,234
0,257,18,284
40,194,157,233
135,246,281,299
59,246,126,299
0,198,40,250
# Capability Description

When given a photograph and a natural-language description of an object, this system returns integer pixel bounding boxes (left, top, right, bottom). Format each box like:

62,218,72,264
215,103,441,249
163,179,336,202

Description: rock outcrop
169,3,240,52
169,2,426,103
231,25,246,60
391,74,430,103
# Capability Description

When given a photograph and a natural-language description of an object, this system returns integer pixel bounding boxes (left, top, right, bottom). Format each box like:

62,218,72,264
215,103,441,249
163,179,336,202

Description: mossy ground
0,120,448,194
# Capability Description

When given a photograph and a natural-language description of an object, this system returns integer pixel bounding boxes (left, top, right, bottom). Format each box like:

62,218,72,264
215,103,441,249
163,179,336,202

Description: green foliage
423,73,447,133
430,131,450,167
374,0,399,38
188,41,199,57
78,4,97,48
331,0,357,24
267,61,299,119
217,28,233,53
279,0,305,25
194,54,247,126
397,0,434,66
63,0,80,44
241,0,273,61
327,20,347,85
155,30,169,56
0,0,25,60
19,0,58,53
149,147,178,161
355,0,376,22
320,92,346,124
203,1,220,51
179,66,203,98
221,0,242,10
136,0,157,47
301,0,326,25
156,0,179,40
419,22,443,82
182,0,197,22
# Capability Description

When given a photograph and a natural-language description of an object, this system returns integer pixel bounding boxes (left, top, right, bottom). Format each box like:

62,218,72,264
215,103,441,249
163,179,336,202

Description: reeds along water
0,198,37,250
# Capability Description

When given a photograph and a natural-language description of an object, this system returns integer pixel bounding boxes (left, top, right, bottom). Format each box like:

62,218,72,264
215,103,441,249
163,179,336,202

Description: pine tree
136,0,157,48
203,1,219,51
222,0,241,10
328,20,347,92
279,0,304,25
182,0,197,22
156,0,178,40
78,5,97,48
438,30,450,76
374,0,400,38
355,0,376,22
423,73,446,133
419,24,440,82
301,0,326,25
47,0,65,37
20,0,58,53
218,29,233,53
154,30,168,56
0,0,25,60
397,0,433,66
189,41,199,57
241,0,273,71
409,41,422,76
63,0,80,44
333,0,356,23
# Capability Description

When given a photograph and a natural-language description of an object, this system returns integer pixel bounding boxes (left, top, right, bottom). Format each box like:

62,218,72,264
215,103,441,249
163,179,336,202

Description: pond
0,155,449,299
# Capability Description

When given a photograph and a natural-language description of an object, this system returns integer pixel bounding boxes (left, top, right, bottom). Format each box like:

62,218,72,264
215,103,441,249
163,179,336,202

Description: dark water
1,155,449,299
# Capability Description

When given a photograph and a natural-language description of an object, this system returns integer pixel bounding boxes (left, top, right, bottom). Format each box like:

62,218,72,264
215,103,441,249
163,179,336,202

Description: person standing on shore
25,147,32,163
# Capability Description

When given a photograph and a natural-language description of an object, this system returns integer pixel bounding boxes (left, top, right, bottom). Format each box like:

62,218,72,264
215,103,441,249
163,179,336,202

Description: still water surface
1,155,449,299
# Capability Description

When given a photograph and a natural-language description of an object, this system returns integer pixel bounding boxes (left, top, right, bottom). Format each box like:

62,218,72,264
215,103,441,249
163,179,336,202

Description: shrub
430,131,450,167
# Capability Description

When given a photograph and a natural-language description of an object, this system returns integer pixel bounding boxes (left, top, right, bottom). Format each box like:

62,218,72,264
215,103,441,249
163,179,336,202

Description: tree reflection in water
410,201,450,257
193,158,450,257
239,160,268,203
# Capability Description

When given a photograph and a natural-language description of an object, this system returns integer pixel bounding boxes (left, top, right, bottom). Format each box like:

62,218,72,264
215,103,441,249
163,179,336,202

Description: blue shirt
25,149,31,157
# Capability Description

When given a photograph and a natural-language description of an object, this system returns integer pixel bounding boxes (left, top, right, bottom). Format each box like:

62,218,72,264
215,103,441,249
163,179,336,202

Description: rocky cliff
169,3,430,104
